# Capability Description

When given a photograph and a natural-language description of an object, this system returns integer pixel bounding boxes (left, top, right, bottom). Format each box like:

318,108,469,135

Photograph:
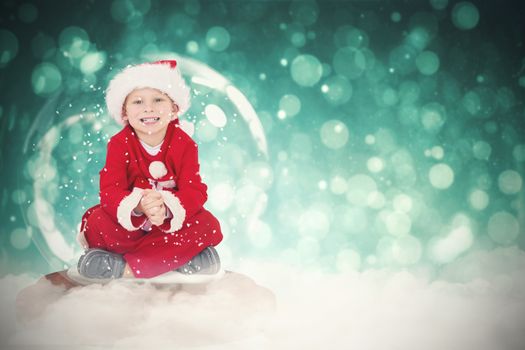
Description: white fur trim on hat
158,190,186,233
106,62,191,125
149,161,167,179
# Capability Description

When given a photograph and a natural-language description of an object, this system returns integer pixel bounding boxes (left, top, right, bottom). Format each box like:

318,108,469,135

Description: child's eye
132,100,142,104
154,97,164,102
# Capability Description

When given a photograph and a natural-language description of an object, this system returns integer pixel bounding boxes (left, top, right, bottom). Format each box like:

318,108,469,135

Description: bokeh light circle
487,211,519,245
330,176,348,195
289,0,319,26
166,13,197,39
333,25,369,49
468,189,489,210
245,161,273,190
428,163,454,189
462,90,481,116
391,12,402,23
367,157,384,173
389,44,417,75
430,146,444,160
110,0,151,24
11,190,27,205
380,87,398,106
519,77,525,88
386,211,412,236
391,235,422,265
472,140,492,160
346,174,377,206
338,206,368,233
367,191,386,209
58,26,90,59
80,51,107,74
290,32,306,48
416,51,440,75
290,54,323,87
209,183,235,212
247,220,273,248
0,30,19,68
298,208,330,239
393,194,413,213
420,102,446,133
497,170,522,195
408,12,438,48
399,80,421,104
18,3,39,23
186,41,199,54
206,26,231,52
10,228,33,250
31,63,63,96
321,75,353,105
452,2,480,30
195,119,218,142
407,28,431,51
320,120,349,149
430,0,449,10
513,144,525,162
333,47,367,79
279,94,301,117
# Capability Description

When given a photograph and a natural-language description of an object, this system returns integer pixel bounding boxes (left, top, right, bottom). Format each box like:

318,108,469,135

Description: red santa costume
77,60,223,278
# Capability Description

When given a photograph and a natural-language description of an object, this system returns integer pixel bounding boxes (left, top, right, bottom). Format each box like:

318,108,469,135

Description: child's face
123,87,178,138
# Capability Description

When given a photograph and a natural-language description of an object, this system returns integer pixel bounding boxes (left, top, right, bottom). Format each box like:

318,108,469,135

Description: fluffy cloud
2,247,525,350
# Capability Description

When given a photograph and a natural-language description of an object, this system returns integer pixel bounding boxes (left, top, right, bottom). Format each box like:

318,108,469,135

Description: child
76,60,223,279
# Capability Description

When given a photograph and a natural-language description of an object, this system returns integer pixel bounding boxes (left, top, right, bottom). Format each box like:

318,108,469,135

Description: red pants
81,205,223,278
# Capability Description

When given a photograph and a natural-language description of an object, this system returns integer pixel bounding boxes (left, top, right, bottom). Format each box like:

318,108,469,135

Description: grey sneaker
176,247,221,275
77,249,126,279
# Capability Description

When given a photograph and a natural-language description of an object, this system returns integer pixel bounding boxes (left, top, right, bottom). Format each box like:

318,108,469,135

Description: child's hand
135,189,162,214
138,189,166,226
148,205,166,226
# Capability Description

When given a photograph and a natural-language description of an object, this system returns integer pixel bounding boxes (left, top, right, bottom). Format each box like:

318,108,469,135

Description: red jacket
98,120,208,233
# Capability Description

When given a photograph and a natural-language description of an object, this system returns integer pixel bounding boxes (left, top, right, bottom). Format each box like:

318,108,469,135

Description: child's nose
143,102,154,111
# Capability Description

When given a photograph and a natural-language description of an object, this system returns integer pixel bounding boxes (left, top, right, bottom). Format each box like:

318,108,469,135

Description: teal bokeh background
0,0,524,278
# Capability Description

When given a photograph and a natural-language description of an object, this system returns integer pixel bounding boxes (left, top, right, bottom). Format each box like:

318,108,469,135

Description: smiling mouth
140,117,161,124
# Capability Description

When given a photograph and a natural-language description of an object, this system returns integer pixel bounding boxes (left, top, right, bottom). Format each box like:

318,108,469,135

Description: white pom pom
149,161,167,179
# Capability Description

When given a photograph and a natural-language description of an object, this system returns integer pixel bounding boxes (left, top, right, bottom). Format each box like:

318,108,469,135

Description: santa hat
105,60,191,125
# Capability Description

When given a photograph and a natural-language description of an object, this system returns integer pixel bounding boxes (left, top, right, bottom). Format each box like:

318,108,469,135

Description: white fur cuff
117,187,145,231
159,190,186,232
